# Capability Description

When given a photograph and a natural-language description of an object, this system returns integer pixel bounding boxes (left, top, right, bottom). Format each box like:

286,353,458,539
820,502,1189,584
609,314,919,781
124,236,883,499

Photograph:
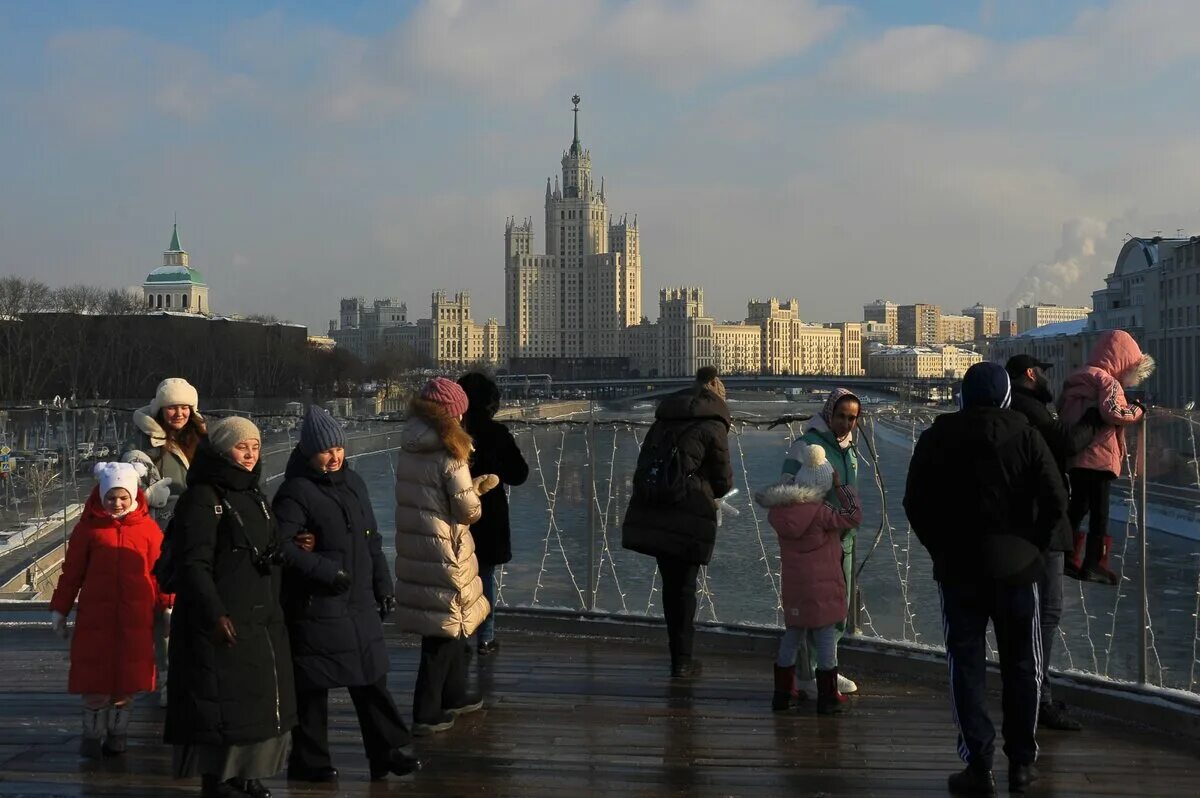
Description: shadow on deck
0,617,1198,797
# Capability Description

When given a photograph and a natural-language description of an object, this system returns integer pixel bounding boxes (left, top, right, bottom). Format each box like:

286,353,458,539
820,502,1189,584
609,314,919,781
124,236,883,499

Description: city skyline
3,1,1199,332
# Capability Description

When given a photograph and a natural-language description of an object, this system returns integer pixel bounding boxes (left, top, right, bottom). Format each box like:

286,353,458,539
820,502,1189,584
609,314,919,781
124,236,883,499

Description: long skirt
172,732,290,781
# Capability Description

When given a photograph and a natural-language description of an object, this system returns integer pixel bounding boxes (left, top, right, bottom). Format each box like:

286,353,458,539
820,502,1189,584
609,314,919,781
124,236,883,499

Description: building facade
505,98,642,365
897,303,941,346
867,344,981,379
940,313,975,344
712,322,762,375
1015,303,1092,333
143,224,209,314
963,303,999,339
864,300,898,344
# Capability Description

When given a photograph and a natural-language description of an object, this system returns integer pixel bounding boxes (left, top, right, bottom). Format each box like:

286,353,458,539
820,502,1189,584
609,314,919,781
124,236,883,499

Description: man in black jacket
622,366,733,678
1006,354,1096,732
905,362,1067,795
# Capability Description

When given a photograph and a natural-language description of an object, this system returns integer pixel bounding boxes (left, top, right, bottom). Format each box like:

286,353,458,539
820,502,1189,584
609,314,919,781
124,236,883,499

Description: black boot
370,748,422,781
1039,700,1082,731
200,775,243,798
1008,763,1038,793
947,764,996,795
772,664,795,711
287,764,338,782
815,668,846,715
671,657,702,678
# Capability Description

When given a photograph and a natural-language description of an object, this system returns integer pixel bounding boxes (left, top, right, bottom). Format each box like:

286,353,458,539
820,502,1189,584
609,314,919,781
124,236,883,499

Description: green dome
145,266,206,285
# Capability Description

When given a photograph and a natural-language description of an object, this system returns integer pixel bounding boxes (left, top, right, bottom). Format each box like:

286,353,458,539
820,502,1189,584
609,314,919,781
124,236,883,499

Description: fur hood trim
133,406,167,448
1125,353,1155,388
755,481,827,507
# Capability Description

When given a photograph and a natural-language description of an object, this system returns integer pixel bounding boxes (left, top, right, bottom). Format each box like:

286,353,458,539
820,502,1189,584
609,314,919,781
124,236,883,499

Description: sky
2,0,1200,332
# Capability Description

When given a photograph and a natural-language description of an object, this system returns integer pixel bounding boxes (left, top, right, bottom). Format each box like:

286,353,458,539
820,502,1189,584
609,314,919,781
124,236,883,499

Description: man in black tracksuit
905,362,1068,796
1006,354,1098,732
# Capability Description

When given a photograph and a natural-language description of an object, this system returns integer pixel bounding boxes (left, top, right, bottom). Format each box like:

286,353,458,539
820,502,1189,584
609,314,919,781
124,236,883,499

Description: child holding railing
756,443,862,715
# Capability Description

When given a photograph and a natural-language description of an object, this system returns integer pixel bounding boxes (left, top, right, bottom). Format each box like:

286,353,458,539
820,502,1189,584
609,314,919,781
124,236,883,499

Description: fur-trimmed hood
755,481,828,507
1087,329,1155,387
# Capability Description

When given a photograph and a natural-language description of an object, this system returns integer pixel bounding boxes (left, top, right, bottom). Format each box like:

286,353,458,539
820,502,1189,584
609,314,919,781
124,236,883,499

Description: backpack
633,420,701,505
153,484,228,594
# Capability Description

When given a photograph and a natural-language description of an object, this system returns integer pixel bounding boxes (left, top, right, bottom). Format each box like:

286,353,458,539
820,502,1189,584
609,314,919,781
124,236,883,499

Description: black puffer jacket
165,441,296,747
621,385,733,565
460,378,530,567
1009,385,1096,553
904,407,1067,586
273,448,391,690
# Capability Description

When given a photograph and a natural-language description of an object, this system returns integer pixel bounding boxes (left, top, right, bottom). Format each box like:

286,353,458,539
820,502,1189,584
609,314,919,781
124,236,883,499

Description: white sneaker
837,673,858,694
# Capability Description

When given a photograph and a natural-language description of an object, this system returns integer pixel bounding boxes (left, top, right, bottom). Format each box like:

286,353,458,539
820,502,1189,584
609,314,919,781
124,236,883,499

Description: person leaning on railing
621,366,733,679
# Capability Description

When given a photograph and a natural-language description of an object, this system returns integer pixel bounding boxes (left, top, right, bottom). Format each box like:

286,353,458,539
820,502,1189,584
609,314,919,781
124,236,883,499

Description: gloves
473,474,500,496
145,478,173,508
330,570,352,595
377,594,397,620
49,610,68,640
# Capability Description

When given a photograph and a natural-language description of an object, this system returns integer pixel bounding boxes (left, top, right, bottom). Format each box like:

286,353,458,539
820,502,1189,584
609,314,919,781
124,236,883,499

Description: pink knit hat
421,377,469,418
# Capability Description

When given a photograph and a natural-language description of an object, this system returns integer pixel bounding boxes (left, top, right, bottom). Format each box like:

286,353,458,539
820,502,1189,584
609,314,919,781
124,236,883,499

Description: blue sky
3,0,1199,331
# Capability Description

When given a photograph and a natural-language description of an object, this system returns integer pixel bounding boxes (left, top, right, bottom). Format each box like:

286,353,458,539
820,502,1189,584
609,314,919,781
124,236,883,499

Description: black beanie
960,362,1012,409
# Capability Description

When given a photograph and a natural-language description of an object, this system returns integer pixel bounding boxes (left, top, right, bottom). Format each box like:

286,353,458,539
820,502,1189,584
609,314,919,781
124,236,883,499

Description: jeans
478,566,497,644
777,625,837,670
939,580,1042,770
412,636,469,724
290,675,411,770
1036,552,1064,703
656,556,699,665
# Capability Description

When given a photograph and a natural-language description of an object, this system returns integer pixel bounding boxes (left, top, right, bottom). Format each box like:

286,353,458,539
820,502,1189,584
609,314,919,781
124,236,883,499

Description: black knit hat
300,405,345,457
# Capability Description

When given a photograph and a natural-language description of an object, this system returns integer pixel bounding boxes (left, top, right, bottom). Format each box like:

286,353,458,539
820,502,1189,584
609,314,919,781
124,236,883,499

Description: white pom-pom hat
792,443,834,494
94,461,145,499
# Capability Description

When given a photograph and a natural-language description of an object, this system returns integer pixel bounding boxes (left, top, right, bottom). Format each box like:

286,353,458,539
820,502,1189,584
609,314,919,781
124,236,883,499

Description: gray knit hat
299,405,345,457
207,416,261,455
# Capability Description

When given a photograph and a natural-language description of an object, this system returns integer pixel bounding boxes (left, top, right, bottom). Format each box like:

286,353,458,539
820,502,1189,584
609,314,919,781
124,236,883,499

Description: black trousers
290,675,411,770
1036,552,1064,703
1067,468,1112,563
656,556,699,664
939,580,1042,770
413,636,468,724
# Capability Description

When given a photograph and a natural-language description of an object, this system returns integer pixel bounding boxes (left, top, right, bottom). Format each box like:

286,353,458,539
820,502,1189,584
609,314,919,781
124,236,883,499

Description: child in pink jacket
756,443,862,715
1058,330,1154,585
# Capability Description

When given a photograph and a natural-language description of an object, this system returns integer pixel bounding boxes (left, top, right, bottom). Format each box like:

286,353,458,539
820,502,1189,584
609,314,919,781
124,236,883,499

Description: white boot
80,707,107,759
103,704,132,755
837,673,859,694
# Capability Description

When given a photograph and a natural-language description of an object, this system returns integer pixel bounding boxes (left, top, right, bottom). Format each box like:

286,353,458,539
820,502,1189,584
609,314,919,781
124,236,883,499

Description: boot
815,668,846,715
1008,763,1039,793
200,775,245,798
102,703,131,756
1063,531,1086,579
671,657,702,678
80,706,107,759
947,764,997,795
1081,534,1119,585
369,748,422,781
772,664,794,711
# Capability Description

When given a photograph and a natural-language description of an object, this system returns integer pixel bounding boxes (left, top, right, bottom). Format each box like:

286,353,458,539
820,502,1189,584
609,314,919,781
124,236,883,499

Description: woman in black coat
272,405,419,783
458,373,530,655
165,418,294,798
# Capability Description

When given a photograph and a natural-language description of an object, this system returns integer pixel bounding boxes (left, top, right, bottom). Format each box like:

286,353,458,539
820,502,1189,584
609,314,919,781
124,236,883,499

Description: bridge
499,373,957,401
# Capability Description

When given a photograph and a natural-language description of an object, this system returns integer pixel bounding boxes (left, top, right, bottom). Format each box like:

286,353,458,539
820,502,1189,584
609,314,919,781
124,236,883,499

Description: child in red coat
756,443,862,715
1058,330,1155,585
49,462,172,758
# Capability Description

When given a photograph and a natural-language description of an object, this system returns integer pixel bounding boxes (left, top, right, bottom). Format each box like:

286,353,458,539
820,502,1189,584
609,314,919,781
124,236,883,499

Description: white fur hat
150,377,200,417
94,461,146,499
792,443,834,494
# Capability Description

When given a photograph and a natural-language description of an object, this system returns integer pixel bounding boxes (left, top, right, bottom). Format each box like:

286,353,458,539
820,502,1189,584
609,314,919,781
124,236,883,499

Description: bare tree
14,461,61,519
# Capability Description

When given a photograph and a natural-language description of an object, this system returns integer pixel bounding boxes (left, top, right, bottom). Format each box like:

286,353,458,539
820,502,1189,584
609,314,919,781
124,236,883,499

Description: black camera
252,545,285,574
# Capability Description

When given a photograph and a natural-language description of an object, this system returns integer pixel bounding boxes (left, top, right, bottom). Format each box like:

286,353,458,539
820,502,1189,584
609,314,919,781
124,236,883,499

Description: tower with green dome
142,222,210,314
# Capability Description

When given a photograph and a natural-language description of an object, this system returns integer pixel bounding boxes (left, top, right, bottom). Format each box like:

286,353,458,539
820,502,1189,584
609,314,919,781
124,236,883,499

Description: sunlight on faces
831,399,861,440
310,446,345,473
163,404,191,430
103,487,132,515
230,439,261,471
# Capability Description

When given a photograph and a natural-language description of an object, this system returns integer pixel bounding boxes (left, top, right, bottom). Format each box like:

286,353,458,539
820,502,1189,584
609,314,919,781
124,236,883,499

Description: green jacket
783,416,859,545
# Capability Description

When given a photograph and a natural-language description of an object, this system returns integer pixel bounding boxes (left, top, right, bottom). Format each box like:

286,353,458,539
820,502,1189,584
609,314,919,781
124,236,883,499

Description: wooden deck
0,621,1197,797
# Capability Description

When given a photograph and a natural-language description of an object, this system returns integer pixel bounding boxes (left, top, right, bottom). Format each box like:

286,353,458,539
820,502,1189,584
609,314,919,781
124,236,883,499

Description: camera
252,545,285,574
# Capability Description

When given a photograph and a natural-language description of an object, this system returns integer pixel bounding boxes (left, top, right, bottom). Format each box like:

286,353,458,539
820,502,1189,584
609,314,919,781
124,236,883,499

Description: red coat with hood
757,483,863,629
1058,330,1153,478
49,487,171,695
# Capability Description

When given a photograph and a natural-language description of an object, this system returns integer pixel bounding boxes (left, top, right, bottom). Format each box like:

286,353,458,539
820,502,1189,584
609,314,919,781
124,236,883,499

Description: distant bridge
498,373,956,401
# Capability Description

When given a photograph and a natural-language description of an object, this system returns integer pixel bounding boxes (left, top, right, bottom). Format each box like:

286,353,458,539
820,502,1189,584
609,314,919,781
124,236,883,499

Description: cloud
830,25,989,93
1006,217,1110,309
404,0,847,99
1002,0,1200,85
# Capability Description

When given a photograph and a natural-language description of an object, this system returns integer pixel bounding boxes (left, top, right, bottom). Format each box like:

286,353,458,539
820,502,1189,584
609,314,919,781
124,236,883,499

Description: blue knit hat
299,405,346,456
960,362,1012,409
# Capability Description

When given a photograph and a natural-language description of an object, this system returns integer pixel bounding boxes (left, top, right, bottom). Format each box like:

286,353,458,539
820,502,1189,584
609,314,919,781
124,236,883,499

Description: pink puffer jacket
1059,330,1153,478
757,484,862,629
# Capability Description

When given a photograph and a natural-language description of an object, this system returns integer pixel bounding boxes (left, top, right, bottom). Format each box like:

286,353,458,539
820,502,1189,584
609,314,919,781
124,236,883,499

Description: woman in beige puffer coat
394,378,498,734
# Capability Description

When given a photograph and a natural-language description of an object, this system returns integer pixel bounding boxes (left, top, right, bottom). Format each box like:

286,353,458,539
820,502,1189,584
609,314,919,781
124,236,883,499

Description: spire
168,220,182,252
569,94,582,157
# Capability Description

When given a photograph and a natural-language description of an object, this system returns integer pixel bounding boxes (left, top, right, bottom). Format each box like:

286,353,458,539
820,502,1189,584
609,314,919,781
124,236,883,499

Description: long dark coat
164,442,297,747
621,386,734,565
273,448,391,690
462,415,530,567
